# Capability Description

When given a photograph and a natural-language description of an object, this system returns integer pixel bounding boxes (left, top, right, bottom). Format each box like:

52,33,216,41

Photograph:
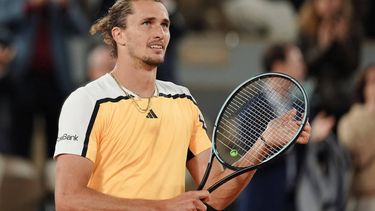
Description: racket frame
198,72,309,192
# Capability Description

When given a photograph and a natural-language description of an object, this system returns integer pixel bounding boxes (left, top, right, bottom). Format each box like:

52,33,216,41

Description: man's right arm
55,154,210,211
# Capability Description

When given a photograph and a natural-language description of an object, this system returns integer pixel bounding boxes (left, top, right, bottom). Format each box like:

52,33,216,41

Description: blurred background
0,0,374,210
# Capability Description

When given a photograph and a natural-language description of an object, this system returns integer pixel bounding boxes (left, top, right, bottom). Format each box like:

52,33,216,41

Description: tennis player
54,0,311,210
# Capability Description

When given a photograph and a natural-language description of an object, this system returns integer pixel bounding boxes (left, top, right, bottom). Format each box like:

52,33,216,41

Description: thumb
195,190,210,203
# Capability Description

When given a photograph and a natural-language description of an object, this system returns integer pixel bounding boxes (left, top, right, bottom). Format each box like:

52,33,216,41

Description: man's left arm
187,121,311,210
187,147,257,210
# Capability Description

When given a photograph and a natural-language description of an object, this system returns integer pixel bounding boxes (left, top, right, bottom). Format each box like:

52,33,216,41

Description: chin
143,57,165,66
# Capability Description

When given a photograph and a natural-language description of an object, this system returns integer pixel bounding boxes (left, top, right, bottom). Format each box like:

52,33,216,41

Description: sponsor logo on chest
57,133,79,142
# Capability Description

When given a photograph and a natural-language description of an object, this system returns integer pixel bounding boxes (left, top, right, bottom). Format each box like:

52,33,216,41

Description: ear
112,27,126,46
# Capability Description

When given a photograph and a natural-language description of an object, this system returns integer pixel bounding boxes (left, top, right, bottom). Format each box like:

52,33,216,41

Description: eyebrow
142,17,170,25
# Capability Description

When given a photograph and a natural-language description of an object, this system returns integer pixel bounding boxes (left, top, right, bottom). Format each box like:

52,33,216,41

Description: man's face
122,0,170,66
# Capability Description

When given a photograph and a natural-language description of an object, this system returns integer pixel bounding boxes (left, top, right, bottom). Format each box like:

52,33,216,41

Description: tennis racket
197,72,309,192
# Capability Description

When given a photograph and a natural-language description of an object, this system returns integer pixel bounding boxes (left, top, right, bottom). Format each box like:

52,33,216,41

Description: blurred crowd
0,0,374,210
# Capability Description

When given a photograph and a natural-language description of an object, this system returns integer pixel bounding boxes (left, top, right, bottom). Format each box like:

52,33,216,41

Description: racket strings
221,109,284,156
238,82,302,122
256,79,305,116
217,111,298,166
260,77,305,102
219,108,295,164
215,77,306,167
216,119,284,165
241,78,304,130
238,98,300,140
216,131,265,164
233,88,302,142
217,118,275,161
230,84,301,142
250,79,305,114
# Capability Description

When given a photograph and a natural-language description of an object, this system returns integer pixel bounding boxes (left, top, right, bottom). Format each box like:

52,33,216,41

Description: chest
97,97,196,161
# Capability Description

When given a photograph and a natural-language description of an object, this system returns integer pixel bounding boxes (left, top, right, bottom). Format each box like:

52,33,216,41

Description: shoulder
157,80,191,95
64,74,122,107
157,80,196,103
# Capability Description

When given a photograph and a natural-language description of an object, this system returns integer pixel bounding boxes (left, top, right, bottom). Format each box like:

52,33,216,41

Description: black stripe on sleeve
81,103,100,157
187,149,194,162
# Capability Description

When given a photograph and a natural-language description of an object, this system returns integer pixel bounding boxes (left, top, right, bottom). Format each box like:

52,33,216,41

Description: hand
160,190,210,211
296,121,311,144
262,109,310,146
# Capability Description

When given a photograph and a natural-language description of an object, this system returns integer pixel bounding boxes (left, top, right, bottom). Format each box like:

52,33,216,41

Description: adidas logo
146,109,158,119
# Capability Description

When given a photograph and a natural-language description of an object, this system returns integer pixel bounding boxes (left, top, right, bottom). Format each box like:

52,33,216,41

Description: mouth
150,44,163,50
148,42,165,52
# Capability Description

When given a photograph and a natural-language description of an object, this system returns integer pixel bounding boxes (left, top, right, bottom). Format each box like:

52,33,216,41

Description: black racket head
211,72,308,171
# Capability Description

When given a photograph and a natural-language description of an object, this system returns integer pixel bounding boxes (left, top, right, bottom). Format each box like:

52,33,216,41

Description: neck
112,60,157,98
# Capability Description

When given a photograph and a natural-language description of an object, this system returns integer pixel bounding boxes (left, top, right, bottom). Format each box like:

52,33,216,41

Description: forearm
206,162,256,210
205,141,265,210
55,186,161,211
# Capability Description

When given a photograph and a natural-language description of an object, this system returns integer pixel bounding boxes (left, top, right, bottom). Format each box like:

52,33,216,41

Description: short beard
143,56,164,66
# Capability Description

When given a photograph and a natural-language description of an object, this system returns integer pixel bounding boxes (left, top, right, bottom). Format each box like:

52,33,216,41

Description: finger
281,109,297,123
296,131,310,144
188,190,210,203
194,190,210,199
296,120,311,129
199,193,211,203
193,199,207,211
303,122,312,133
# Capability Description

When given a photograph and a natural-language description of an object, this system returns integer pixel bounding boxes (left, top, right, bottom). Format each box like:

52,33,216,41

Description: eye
162,22,170,28
142,21,151,26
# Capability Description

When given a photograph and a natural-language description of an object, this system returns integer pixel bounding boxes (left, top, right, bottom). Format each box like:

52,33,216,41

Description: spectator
86,44,116,81
295,2,362,209
298,0,362,123
338,64,375,211
295,109,351,211
0,0,89,159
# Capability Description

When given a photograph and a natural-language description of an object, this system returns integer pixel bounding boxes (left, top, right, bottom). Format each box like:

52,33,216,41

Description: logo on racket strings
230,149,238,157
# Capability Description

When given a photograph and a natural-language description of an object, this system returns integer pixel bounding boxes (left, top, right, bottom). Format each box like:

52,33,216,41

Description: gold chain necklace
110,72,157,113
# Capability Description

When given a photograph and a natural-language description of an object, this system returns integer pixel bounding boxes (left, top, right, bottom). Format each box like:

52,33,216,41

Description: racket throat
197,153,215,190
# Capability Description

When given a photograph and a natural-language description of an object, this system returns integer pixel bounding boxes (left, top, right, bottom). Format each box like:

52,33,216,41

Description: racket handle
197,152,215,190
197,160,212,190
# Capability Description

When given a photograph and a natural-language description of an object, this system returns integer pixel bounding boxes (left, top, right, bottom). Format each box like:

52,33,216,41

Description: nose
153,25,167,39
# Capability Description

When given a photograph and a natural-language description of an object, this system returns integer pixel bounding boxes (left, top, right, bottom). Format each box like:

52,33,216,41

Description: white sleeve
54,88,97,160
